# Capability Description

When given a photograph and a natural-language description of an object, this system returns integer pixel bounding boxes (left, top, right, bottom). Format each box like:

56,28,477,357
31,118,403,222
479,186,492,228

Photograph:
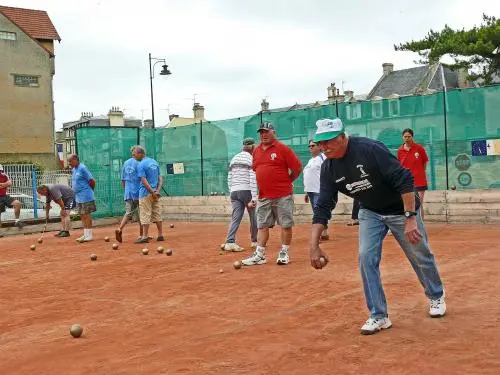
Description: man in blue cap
309,118,446,335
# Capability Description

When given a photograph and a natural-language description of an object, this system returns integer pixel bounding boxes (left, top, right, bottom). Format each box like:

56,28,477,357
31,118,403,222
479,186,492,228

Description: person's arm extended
310,162,337,268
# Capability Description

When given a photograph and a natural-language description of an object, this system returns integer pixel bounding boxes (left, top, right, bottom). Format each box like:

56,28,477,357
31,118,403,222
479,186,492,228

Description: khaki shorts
76,201,96,215
256,195,294,229
139,195,161,225
125,199,139,219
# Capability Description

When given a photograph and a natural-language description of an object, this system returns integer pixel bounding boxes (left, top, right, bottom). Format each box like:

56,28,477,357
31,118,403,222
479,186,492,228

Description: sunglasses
308,144,317,148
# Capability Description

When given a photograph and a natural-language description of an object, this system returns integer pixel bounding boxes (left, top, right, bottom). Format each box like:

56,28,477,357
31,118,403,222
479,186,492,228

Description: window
0,31,16,40
372,101,383,118
346,104,362,120
13,75,40,87
388,99,400,116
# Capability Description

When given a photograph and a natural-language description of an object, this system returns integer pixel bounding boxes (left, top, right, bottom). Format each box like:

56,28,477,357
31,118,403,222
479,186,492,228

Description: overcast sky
5,0,500,129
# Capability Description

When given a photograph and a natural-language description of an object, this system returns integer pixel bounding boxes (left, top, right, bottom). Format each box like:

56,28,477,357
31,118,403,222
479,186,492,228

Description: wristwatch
404,211,417,218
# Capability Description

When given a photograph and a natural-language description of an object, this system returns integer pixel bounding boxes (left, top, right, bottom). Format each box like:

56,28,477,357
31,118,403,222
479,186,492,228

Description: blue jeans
307,192,320,210
358,208,444,319
226,190,257,243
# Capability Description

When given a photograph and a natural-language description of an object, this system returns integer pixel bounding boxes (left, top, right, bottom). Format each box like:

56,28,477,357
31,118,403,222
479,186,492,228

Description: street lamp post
148,53,171,128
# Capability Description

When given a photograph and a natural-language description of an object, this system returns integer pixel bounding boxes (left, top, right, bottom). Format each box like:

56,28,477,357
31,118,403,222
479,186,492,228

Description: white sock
256,246,265,254
281,244,289,252
86,229,93,239
83,229,88,237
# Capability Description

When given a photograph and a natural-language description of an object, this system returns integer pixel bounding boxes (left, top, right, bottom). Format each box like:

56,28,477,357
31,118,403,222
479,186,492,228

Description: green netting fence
76,86,500,218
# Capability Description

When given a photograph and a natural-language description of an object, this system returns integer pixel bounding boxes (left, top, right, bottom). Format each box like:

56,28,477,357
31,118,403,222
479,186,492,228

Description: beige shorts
256,195,294,229
139,195,161,225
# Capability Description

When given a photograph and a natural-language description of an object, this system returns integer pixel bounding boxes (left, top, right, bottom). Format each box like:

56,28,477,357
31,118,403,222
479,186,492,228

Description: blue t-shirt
72,163,95,203
137,157,160,198
121,158,140,200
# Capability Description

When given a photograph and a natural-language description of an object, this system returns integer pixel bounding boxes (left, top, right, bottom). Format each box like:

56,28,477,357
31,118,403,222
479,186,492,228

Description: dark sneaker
54,231,63,237
157,235,165,242
134,237,149,244
115,229,123,243
59,231,70,237
15,221,24,229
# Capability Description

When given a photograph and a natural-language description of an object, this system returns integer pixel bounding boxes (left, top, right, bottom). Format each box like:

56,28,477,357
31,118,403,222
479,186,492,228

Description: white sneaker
429,294,446,318
276,250,289,265
223,243,244,252
251,242,258,249
360,317,392,335
76,235,92,243
241,250,266,266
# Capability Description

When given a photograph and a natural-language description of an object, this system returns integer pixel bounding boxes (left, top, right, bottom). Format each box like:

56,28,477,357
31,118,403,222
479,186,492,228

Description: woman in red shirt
397,128,429,220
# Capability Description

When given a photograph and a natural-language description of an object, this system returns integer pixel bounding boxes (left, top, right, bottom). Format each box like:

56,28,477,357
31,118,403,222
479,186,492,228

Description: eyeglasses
308,144,316,148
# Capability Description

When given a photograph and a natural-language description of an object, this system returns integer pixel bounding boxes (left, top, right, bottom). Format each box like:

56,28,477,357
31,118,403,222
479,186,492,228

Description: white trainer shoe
429,293,446,318
222,243,244,252
241,250,266,266
360,317,392,335
276,250,289,265
77,236,93,243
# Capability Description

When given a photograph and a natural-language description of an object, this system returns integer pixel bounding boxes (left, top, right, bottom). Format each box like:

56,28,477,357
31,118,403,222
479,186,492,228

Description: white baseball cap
313,118,345,142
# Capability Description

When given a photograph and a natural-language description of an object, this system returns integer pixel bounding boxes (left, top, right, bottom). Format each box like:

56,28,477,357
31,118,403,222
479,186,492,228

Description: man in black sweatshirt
310,118,446,335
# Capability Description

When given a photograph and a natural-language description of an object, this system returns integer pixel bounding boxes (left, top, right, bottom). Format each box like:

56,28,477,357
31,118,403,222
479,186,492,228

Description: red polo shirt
0,172,9,196
397,143,429,188
253,140,302,199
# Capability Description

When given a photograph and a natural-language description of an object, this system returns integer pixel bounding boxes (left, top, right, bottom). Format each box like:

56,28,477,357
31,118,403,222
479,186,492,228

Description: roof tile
0,6,60,41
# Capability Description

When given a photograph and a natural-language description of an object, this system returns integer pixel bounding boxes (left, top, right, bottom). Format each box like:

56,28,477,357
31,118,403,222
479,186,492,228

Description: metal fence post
200,120,204,196
31,167,38,219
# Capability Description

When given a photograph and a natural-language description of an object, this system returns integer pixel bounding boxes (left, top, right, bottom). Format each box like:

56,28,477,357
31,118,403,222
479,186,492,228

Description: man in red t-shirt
397,128,429,220
241,122,302,266
0,164,24,229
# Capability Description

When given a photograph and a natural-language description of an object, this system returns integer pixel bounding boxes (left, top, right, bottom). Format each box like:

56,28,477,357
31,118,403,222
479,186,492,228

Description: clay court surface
0,222,499,375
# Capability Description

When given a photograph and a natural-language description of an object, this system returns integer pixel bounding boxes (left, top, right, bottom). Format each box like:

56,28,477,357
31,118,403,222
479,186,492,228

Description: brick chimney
382,63,394,76
193,103,205,120
108,106,124,127
261,98,269,112
327,83,337,104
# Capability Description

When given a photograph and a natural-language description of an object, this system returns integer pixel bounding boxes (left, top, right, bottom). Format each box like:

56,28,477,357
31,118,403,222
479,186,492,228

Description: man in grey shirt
37,184,75,237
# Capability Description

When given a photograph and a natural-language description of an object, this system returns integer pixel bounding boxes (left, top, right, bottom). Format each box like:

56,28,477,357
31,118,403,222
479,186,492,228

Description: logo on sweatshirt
271,153,277,160
356,164,369,178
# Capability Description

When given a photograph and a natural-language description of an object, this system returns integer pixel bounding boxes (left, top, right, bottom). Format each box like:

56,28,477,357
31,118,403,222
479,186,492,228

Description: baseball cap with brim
257,122,274,132
313,118,345,142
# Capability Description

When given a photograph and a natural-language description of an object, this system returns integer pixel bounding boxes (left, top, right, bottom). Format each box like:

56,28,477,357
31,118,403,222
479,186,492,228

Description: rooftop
0,6,60,41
